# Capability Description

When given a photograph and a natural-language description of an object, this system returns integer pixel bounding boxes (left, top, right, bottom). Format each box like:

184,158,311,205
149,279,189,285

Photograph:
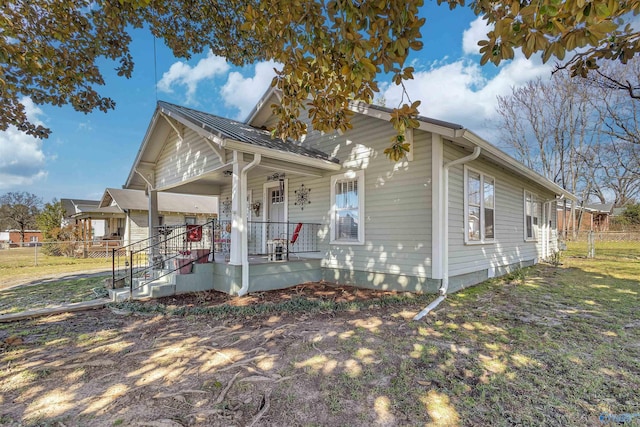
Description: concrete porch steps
108,262,215,302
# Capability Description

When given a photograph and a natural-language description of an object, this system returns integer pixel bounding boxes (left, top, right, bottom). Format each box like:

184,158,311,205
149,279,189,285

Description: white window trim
330,170,365,245
463,166,496,245
524,190,540,242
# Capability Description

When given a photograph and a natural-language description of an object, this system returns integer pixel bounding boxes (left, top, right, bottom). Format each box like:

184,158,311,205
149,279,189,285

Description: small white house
120,90,575,297
61,198,106,239
85,188,219,246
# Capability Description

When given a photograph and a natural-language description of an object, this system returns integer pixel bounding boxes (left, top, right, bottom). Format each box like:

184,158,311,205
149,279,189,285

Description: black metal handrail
110,219,321,299
111,220,218,295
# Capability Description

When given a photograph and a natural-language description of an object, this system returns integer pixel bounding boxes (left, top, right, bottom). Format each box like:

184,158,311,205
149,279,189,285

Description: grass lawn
0,253,638,426
564,240,640,259
0,276,109,315
0,247,112,289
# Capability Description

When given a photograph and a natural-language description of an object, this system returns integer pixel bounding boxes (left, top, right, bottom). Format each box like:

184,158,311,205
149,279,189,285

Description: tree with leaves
0,192,42,243
2,0,640,159
36,199,66,239
621,203,640,225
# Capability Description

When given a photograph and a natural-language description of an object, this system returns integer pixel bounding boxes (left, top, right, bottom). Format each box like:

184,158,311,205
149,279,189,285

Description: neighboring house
1,230,43,247
60,198,106,239
557,202,614,233
90,188,218,246
119,90,575,298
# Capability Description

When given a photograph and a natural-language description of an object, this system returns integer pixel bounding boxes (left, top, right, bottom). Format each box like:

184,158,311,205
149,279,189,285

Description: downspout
414,146,481,320
238,153,262,296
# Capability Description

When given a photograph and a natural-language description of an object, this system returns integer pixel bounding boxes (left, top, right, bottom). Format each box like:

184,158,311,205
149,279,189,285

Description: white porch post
431,134,444,281
229,151,245,265
148,187,159,265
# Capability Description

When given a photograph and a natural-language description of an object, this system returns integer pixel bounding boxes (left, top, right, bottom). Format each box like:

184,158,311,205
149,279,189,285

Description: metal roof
158,101,339,164
350,101,465,131
584,203,614,213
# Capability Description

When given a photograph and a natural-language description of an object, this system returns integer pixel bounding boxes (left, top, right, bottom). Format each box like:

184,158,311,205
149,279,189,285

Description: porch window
464,166,495,244
524,191,540,241
185,216,196,225
331,170,365,244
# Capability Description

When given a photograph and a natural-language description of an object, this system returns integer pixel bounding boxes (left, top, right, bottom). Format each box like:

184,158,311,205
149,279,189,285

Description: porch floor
209,252,319,265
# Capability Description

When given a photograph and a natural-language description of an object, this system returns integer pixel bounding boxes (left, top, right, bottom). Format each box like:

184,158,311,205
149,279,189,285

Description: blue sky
0,4,558,203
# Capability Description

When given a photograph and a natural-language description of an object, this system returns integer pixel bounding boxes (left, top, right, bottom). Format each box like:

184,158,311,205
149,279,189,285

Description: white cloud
381,18,554,141
157,51,230,103
220,61,279,120
462,17,492,55
0,98,48,189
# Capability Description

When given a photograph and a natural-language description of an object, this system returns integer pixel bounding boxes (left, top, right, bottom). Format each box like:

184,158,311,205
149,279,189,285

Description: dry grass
0,253,638,426
0,247,111,289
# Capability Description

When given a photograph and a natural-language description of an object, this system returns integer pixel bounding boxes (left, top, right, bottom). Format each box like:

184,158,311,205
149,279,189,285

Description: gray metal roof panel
158,101,339,163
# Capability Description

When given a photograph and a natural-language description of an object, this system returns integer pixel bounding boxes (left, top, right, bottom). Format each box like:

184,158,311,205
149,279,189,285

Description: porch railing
110,219,321,297
111,220,218,293
247,221,321,259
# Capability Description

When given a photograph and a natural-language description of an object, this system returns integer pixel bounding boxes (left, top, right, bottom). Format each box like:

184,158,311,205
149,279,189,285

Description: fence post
34,243,38,266
129,251,134,300
587,231,595,258
112,248,116,290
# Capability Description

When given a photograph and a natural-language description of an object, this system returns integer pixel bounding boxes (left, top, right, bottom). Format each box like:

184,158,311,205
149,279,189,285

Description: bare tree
587,60,640,145
0,192,42,243
496,72,598,201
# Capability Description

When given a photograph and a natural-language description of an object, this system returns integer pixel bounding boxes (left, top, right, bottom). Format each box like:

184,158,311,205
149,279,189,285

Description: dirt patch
1,265,638,426
0,286,428,427
150,281,409,309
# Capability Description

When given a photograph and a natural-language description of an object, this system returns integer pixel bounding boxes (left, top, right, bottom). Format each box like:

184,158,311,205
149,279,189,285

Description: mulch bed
148,281,408,309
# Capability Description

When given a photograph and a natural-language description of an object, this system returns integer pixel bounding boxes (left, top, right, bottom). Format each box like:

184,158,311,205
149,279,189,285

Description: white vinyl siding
301,113,433,279
331,170,365,244
155,127,226,190
446,143,557,277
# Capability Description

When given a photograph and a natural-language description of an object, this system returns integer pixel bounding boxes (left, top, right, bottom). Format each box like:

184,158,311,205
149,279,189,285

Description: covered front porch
117,101,340,298
109,219,325,301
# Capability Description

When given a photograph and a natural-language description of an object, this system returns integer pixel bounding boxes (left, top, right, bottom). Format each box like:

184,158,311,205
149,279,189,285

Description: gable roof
60,198,101,218
125,102,341,190
158,101,339,163
584,203,614,213
100,188,218,214
247,87,576,201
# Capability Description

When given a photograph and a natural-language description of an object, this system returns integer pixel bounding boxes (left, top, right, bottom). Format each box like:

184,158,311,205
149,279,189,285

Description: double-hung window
330,170,365,244
464,167,495,244
524,191,540,241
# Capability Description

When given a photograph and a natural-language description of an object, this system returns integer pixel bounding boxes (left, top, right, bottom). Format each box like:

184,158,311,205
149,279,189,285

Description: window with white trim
331,170,365,244
464,167,495,244
524,191,540,241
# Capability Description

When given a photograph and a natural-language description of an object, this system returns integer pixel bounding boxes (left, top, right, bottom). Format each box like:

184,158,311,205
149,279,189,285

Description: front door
263,181,288,253
267,185,285,239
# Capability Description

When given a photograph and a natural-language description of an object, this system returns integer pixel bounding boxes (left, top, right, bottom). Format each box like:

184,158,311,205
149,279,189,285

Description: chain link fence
0,240,124,267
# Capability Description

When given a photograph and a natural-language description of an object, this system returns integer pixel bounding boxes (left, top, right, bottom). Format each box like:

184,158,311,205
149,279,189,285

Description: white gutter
238,153,262,296
222,139,341,171
414,146,481,321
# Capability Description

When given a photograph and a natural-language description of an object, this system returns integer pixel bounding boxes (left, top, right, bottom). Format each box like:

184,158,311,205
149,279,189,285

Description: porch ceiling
156,160,329,195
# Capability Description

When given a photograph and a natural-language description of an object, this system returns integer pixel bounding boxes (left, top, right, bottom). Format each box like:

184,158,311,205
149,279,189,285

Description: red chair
284,223,303,259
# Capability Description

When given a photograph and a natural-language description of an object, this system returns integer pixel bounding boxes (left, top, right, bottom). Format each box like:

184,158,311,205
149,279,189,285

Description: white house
71,188,218,247
61,198,106,239
116,89,575,300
